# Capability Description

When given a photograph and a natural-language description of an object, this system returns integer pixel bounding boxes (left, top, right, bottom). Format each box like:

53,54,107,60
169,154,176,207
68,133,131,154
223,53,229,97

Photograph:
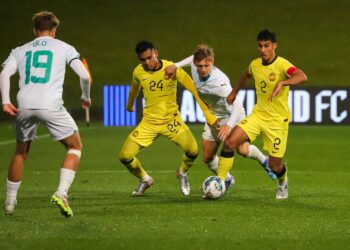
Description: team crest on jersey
133,130,139,137
269,72,276,81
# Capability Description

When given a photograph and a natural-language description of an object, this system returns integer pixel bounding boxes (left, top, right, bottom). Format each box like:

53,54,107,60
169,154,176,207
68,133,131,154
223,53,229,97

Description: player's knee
223,140,237,152
119,149,134,164
185,151,198,161
185,146,198,160
184,142,198,160
237,145,248,157
14,143,30,160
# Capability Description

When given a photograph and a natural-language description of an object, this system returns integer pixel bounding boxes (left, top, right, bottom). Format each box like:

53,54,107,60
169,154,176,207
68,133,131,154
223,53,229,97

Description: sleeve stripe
287,67,297,77
69,57,80,65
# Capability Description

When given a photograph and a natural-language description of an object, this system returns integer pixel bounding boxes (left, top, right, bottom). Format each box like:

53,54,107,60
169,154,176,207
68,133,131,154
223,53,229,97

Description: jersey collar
199,74,211,82
262,55,278,66
149,60,163,72
34,36,54,40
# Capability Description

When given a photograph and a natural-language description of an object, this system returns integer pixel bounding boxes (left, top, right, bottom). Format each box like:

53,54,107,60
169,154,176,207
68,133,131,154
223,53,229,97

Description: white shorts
202,112,246,142
16,109,78,142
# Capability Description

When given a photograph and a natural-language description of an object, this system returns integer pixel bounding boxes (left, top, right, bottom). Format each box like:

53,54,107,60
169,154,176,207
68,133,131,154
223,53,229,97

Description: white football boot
176,169,190,196
132,176,154,196
4,197,17,215
276,176,288,199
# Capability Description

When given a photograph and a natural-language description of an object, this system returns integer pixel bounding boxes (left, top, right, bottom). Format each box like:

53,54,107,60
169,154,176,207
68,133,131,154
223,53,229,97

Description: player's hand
269,81,285,101
217,125,232,141
126,105,134,112
164,64,177,79
81,98,91,109
3,103,19,116
226,91,237,104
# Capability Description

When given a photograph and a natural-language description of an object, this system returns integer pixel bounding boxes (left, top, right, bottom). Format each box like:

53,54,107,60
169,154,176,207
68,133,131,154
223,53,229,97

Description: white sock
247,145,266,164
7,179,21,200
206,155,219,174
57,168,76,197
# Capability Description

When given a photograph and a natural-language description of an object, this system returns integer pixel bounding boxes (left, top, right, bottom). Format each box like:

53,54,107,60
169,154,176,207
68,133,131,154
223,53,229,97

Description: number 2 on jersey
25,50,53,84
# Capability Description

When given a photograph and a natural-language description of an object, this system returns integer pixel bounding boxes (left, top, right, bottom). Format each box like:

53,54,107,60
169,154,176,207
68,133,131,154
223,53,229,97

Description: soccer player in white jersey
0,11,91,217
165,44,276,188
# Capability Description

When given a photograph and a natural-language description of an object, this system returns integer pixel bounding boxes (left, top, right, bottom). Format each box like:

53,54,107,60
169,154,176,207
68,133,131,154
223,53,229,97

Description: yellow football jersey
249,56,295,121
132,60,189,124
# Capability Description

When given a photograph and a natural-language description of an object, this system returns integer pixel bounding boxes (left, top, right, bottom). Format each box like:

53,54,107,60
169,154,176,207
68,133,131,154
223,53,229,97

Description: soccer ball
202,176,226,199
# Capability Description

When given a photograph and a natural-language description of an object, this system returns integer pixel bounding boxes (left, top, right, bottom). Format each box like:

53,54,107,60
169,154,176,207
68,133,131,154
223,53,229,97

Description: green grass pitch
0,122,349,249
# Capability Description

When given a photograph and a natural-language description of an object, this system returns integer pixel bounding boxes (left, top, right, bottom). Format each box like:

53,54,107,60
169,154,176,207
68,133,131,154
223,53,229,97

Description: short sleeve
280,59,296,77
66,45,80,65
248,62,253,75
132,67,140,84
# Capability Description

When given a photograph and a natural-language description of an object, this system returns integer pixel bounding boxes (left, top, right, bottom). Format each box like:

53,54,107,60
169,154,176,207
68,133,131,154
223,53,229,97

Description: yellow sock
217,155,234,181
119,137,148,180
279,165,288,183
124,157,148,180
179,153,197,174
172,128,198,174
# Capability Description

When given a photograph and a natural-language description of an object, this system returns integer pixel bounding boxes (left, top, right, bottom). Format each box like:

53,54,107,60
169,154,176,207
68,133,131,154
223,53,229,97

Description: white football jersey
2,36,79,110
190,63,245,126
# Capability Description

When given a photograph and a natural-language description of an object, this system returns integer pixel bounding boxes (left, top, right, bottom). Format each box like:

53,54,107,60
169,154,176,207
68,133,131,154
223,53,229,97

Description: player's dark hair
33,11,60,31
135,40,155,55
193,44,215,62
257,29,276,43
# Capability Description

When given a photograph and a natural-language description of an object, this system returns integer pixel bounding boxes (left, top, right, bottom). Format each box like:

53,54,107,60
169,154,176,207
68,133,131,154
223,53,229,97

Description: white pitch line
0,134,51,146
0,125,103,146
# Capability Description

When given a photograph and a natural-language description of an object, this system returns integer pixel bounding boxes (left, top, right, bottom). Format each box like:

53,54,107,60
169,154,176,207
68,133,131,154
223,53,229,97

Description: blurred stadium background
1,0,349,122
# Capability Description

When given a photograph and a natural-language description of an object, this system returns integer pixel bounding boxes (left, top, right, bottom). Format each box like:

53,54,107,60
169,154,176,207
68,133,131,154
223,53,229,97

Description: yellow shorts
237,112,289,158
128,113,191,147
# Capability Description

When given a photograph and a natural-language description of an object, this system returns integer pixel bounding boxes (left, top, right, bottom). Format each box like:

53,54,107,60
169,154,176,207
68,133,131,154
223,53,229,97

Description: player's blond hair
33,11,60,31
193,44,215,62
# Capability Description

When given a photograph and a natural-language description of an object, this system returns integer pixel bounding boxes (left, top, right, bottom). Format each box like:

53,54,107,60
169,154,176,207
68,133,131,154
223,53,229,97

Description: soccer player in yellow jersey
217,29,307,199
119,40,218,196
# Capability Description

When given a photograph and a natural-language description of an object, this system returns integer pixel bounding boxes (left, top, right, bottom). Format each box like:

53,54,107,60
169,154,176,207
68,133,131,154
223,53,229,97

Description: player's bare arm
126,80,141,112
269,68,307,101
227,68,251,104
